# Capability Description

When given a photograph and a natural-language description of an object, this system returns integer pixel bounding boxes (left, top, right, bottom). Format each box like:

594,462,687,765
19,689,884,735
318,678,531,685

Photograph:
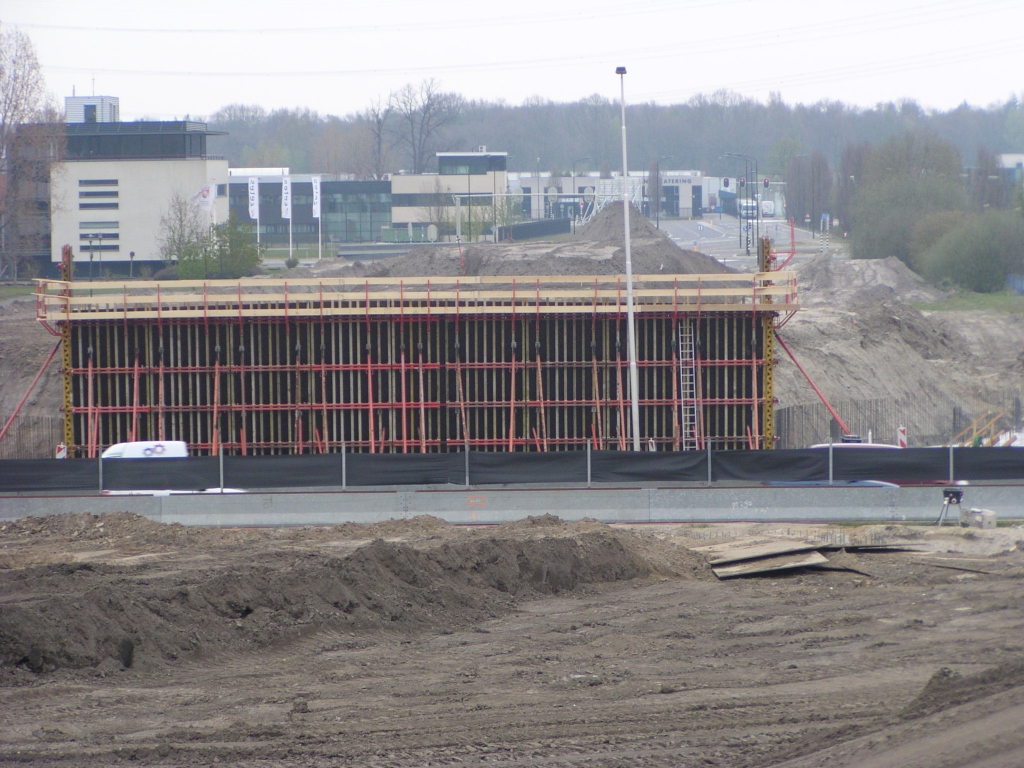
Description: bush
919,211,1024,292
851,175,966,265
285,257,299,269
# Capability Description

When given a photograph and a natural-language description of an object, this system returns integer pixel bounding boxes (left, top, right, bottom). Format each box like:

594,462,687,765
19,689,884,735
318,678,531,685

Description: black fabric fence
1,447,1023,494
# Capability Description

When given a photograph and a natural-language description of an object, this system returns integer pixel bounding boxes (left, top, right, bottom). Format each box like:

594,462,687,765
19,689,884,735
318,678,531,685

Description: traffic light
739,177,746,188
722,177,730,188
764,178,770,189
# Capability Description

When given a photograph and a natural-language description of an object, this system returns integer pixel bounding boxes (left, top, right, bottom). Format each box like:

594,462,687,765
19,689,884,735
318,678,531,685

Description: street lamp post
725,152,759,255
655,155,673,229
129,251,135,279
88,237,95,281
616,65,641,452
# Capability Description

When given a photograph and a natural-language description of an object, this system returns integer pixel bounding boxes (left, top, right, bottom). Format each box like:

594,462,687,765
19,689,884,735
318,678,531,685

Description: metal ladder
678,320,700,450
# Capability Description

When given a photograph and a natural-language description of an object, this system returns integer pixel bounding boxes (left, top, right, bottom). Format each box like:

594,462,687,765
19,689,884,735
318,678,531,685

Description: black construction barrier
103,456,219,491
0,458,99,492
223,454,343,489
469,451,587,485
2,447,1024,495
953,447,1024,481
713,450,827,482
343,453,460,487
831,448,946,483
592,450,708,483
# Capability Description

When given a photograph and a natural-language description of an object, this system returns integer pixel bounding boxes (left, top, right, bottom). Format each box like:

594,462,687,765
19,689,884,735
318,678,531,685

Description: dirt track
3,513,1024,767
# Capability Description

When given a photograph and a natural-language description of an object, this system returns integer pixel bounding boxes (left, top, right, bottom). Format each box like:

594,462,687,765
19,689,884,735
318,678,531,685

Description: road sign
698,224,704,232
743,224,749,232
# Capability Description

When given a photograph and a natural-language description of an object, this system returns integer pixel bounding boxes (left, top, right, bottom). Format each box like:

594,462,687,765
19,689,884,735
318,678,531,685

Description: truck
738,199,758,219
761,200,775,217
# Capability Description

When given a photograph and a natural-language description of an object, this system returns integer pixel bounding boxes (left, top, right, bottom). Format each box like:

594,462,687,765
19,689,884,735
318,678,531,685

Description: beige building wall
391,170,507,227
51,158,229,267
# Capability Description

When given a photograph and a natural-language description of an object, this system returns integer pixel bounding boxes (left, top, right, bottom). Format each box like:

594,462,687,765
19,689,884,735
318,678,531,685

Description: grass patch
914,290,1024,313
0,285,35,301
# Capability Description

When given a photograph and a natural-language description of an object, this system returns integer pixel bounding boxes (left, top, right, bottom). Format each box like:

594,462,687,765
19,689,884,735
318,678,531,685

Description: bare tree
158,192,209,264
364,95,394,179
0,25,53,276
394,80,463,173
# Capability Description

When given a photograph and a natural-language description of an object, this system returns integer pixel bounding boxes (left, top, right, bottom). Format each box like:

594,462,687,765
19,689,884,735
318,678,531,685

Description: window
80,202,119,210
79,179,118,187
84,104,97,123
79,232,119,240
79,221,119,229
217,184,227,197
80,243,119,252
79,190,119,198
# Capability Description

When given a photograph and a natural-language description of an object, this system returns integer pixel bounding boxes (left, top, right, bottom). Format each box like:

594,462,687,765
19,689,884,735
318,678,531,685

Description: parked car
100,441,189,459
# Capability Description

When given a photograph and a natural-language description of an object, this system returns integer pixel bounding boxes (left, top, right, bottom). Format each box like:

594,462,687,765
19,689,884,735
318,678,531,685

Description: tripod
936,488,964,526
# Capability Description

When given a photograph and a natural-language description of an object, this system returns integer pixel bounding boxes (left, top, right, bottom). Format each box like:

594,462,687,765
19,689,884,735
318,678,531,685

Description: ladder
678,320,700,450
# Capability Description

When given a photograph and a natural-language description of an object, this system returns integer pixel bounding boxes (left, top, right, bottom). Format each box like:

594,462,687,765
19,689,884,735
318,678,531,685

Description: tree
394,79,463,173
969,147,1012,212
919,210,1024,292
363,95,395,179
0,25,56,276
784,152,832,230
158,191,209,265
833,142,872,232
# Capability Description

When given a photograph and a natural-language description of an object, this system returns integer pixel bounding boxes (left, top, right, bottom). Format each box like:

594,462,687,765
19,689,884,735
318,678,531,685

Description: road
658,214,844,271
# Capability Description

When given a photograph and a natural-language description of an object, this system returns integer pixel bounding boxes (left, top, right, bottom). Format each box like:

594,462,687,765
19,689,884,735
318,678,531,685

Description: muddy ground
2,513,1024,767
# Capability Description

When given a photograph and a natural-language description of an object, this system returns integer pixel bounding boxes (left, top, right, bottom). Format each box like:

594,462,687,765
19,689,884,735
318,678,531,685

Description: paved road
658,215,844,271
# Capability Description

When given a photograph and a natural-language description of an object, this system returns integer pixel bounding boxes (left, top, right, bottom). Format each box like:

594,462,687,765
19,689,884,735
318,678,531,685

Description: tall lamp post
725,152,759,254
87,237,95,281
616,65,641,452
655,155,673,229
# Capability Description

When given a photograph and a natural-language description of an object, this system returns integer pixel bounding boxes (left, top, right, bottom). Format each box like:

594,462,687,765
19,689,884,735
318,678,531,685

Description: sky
4,0,1023,121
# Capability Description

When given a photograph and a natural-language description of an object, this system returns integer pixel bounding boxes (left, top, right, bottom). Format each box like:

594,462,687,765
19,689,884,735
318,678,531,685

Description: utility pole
617,66,641,452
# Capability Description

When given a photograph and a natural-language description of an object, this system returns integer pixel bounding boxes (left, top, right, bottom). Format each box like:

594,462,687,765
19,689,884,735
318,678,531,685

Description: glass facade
64,122,219,160
228,180,391,245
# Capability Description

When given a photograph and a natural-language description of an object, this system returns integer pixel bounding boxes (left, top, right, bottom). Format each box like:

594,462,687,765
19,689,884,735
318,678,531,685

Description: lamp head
615,66,627,75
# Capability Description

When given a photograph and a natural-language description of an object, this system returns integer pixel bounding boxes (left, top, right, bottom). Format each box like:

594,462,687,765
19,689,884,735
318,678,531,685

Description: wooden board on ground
712,551,829,579
691,537,821,565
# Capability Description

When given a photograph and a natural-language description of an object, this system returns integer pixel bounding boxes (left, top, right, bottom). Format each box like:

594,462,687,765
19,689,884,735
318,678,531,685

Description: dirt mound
797,255,947,306
0,521,650,675
577,200,665,243
901,662,1024,720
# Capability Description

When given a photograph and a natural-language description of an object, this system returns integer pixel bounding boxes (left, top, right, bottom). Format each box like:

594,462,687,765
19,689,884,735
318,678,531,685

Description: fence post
948,444,954,484
464,440,470,488
98,454,103,493
341,442,346,490
706,441,712,485
586,440,592,487
219,445,224,493
828,440,834,487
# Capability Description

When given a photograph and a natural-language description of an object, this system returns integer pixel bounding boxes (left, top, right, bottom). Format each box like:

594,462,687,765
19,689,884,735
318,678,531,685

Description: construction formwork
35,273,798,457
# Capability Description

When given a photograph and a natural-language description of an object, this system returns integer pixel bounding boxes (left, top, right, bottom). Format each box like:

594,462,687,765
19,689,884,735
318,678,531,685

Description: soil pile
0,514,651,676
797,254,947,306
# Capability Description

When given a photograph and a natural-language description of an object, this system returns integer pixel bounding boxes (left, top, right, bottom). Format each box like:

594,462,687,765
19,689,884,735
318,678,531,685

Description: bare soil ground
3,513,1024,767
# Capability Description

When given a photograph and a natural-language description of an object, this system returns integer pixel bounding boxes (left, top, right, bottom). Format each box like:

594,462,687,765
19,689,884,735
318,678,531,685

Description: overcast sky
5,0,1023,121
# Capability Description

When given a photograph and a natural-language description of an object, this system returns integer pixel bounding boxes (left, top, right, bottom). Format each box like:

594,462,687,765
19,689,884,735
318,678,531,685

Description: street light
655,155,673,229
616,65,641,452
726,152,759,254
571,156,590,225
88,237,95,281
129,251,135,279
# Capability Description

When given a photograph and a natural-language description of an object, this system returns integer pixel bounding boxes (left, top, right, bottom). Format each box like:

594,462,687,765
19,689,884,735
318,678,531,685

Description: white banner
311,176,321,219
281,176,292,220
191,183,215,213
248,177,259,220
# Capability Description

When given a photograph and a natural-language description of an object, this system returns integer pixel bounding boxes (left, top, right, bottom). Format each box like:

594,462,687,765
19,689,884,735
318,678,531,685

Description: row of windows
79,179,118,187
67,134,207,160
392,193,494,207
79,221,119,229
79,233,119,241
79,244,120,252
79,190,118,198
80,202,119,210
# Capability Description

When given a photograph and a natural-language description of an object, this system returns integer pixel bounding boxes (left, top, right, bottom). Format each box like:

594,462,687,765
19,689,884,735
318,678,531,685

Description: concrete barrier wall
2,484,1022,526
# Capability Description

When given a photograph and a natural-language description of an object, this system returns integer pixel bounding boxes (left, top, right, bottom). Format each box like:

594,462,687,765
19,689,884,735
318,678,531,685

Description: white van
100,441,189,459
